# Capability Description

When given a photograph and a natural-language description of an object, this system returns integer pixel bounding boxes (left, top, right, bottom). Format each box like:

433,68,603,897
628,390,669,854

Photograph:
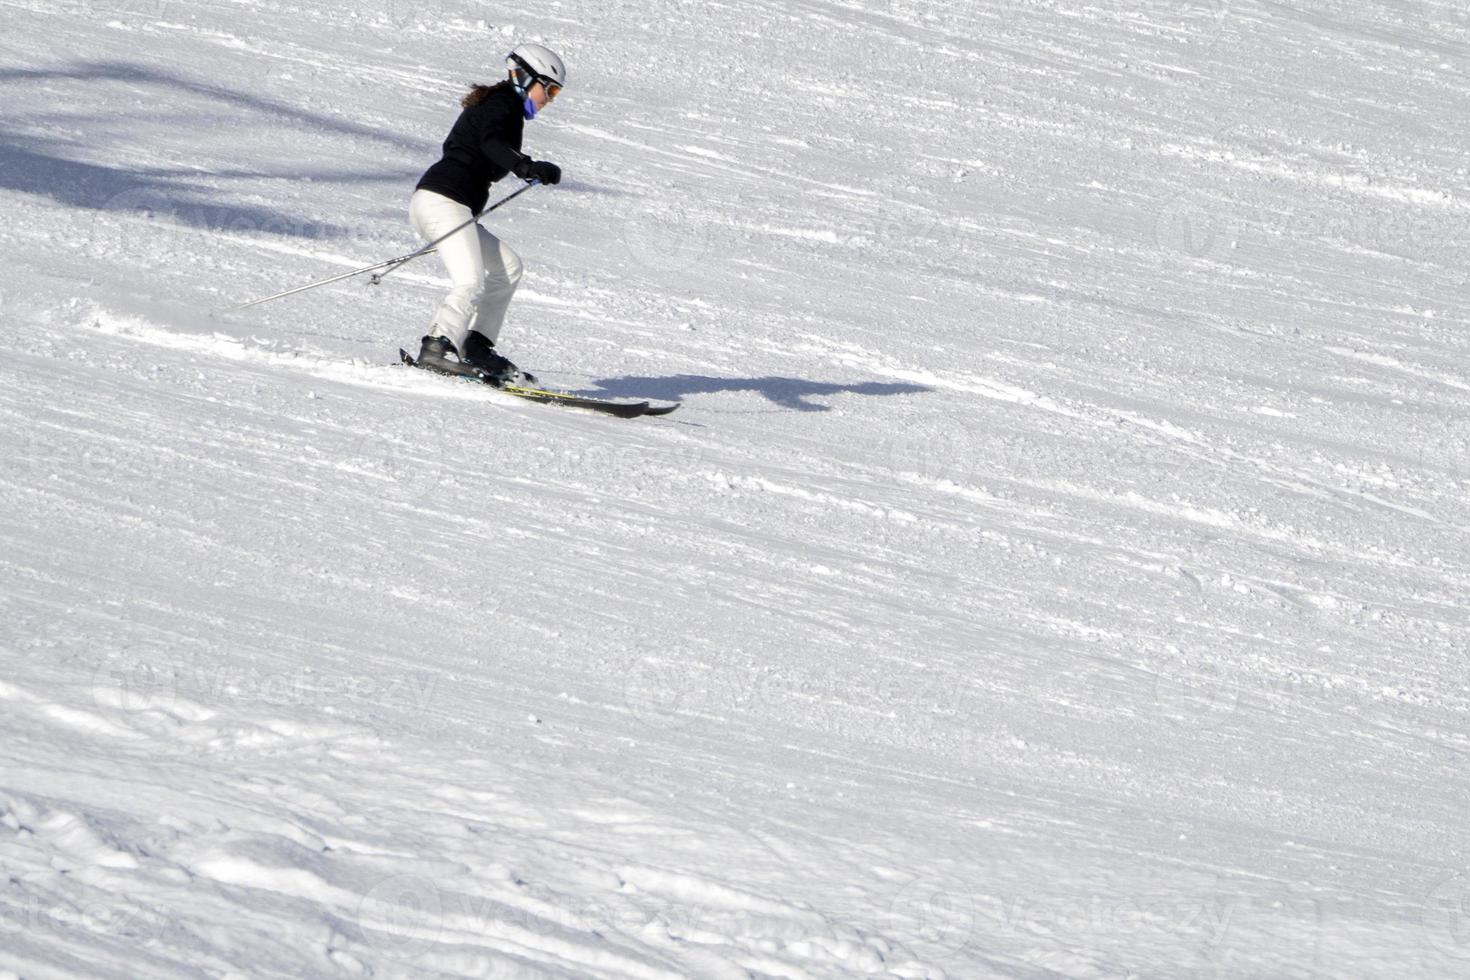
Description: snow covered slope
3,0,1470,976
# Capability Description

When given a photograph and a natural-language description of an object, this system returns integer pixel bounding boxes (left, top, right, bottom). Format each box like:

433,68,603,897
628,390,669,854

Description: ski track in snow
3,0,1470,976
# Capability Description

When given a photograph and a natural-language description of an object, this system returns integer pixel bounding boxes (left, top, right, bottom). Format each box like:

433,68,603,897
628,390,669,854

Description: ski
398,350,680,419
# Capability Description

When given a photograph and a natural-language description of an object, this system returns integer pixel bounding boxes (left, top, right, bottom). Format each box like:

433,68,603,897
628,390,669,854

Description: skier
408,43,566,385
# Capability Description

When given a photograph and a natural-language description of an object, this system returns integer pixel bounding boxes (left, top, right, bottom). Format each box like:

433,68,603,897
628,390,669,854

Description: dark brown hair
461,83,501,108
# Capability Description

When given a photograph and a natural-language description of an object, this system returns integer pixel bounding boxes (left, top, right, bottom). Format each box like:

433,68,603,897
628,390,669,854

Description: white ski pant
409,189,524,347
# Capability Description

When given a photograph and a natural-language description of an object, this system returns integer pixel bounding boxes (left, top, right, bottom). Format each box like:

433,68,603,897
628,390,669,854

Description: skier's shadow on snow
586,374,930,412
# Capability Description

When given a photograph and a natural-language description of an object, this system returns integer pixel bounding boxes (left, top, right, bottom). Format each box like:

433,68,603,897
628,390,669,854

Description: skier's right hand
515,158,562,186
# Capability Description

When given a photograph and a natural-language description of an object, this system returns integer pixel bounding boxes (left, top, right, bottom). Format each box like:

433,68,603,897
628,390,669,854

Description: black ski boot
414,334,485,380
461,330,536,387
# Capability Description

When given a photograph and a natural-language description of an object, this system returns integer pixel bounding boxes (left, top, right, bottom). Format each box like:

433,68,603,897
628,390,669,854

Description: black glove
514,157,562,186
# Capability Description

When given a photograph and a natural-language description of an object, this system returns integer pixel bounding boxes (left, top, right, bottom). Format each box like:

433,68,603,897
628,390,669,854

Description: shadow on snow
0,61,425,151
0,61,421,241
585,374,931,412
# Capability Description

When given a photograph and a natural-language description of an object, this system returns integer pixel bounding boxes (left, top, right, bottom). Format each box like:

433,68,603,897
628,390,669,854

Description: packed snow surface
3,0,1470,976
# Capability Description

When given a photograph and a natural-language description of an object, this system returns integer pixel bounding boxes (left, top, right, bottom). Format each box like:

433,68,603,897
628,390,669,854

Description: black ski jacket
416,82,527,214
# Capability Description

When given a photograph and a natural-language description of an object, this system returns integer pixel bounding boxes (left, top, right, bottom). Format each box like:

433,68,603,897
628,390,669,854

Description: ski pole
223,179,540,313
369,177,540,286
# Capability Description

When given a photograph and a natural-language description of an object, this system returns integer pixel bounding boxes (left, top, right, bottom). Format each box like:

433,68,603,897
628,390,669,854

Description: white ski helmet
507,43,566,97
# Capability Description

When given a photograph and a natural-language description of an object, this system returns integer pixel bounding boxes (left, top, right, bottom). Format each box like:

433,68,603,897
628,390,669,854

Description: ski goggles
511,56,563,100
